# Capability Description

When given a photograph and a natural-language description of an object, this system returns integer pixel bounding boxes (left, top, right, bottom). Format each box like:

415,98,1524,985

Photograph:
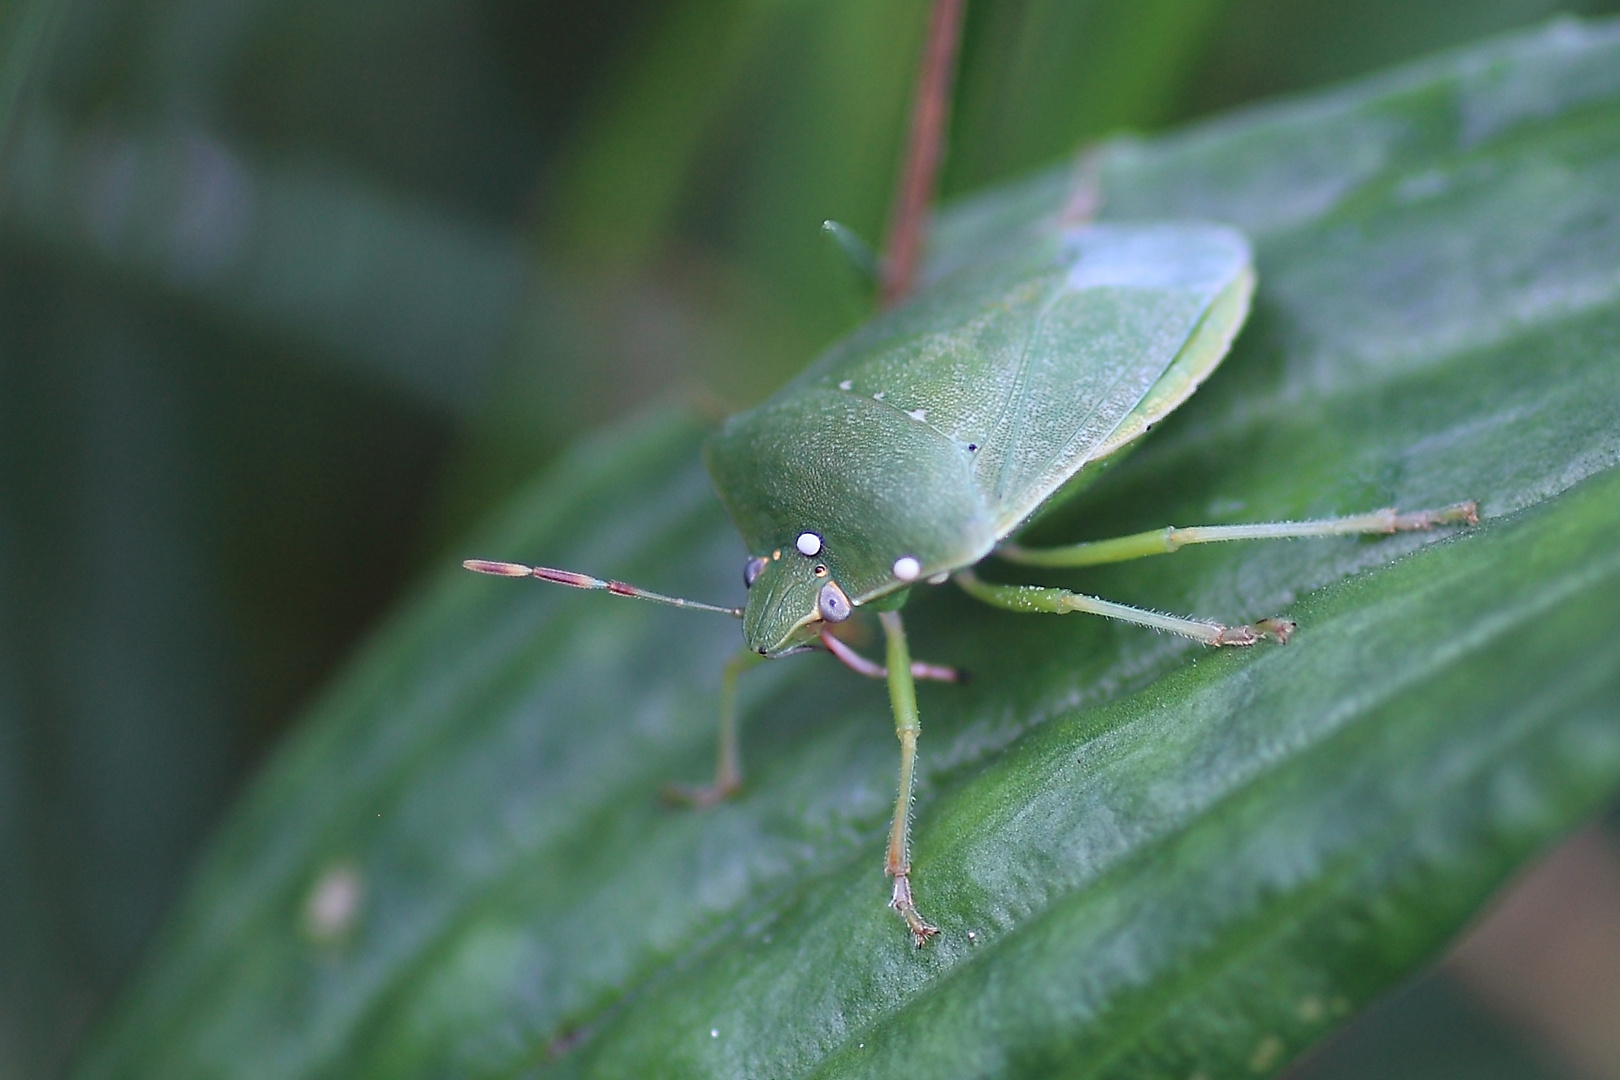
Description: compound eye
817,581,852,623
743,556,767,588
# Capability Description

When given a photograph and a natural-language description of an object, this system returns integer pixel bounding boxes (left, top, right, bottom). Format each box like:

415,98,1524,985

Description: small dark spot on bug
814,565,828,577
967,443,978,452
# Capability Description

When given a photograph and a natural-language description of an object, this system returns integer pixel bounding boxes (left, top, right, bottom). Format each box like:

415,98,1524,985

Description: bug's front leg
879,610,939,946
663,648,762,808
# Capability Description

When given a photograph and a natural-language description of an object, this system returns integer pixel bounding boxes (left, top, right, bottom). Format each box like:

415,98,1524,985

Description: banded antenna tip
463,559,533,577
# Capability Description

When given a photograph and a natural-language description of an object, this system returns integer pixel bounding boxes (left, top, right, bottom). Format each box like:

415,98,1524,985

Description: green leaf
0,0,64,147
76,20,1620,1080
948,0,1236,192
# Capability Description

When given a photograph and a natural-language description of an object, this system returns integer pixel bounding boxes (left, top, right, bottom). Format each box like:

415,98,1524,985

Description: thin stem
879,0,967,308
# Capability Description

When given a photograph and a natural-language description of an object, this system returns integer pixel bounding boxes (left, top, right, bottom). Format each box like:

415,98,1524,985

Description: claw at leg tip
890,873,939,946
1257,618,1296,644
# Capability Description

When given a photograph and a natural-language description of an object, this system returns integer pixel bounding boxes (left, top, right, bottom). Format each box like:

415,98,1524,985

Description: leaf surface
76,20,1620,1080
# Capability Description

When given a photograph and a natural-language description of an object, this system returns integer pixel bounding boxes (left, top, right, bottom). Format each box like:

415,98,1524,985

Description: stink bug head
738,550,838,656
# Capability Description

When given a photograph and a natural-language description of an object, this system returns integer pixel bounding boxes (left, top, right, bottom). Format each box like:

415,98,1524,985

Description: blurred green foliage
3,1,1619,1077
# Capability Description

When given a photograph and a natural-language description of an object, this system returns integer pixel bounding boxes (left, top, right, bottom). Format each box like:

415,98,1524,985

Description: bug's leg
878,611,940,946
997,502,1478,569
664,648,762,808
955,568,1294,646
820,627,960,684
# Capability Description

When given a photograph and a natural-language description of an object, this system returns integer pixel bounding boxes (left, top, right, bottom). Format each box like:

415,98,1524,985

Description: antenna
462,559,744,618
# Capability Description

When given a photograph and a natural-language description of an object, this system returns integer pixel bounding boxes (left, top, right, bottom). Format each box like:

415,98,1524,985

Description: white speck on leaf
305,863,363,940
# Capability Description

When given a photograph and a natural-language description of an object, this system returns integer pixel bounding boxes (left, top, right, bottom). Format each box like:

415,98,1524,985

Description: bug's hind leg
664,649,762,808
878,611,939,947
996,502,1478,569
955,569,1295,646
978,503,1477,644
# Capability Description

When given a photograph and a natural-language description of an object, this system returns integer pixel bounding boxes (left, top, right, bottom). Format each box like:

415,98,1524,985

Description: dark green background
3,1,1618,1077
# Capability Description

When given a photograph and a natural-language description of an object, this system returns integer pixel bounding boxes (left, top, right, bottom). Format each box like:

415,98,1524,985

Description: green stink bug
465,189,1476,946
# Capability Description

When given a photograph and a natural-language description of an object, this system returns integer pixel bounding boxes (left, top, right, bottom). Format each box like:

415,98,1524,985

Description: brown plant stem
879,0,967,309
